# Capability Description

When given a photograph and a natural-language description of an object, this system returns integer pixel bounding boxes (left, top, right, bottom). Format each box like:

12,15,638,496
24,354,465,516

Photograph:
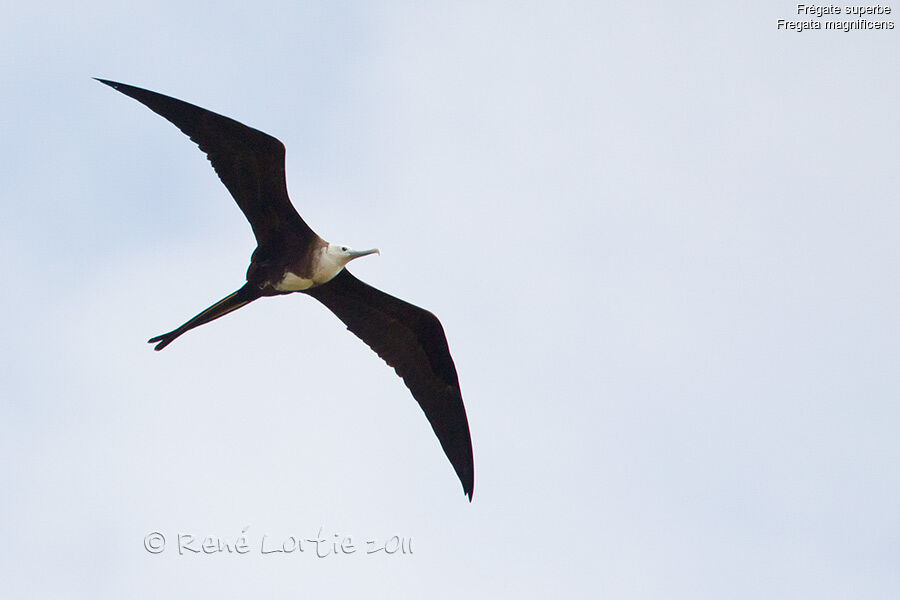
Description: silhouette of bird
98,79,474,500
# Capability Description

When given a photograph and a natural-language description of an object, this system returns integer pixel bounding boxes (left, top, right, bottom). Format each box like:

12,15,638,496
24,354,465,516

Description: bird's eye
341,246,347,251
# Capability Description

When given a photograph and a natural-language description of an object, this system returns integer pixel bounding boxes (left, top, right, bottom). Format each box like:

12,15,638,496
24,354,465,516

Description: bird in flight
97,79,474,500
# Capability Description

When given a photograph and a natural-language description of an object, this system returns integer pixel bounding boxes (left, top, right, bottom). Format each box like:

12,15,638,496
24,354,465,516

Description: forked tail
149,284,262,350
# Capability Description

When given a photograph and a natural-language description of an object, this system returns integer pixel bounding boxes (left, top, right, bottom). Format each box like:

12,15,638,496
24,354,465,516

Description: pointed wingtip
94,78,128,92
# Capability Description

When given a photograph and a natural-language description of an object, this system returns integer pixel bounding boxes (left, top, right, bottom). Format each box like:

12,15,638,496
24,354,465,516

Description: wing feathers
306,270,475,500
96,78,315,244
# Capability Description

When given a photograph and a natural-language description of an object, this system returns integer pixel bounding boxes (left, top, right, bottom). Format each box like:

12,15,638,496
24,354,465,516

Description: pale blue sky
1,2,898,598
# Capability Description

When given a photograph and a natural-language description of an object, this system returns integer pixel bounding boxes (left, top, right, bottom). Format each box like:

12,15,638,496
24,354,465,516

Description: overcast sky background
1,2,898,598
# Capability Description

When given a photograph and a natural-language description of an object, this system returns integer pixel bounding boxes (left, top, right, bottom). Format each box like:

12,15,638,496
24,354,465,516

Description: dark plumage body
98,79,474,500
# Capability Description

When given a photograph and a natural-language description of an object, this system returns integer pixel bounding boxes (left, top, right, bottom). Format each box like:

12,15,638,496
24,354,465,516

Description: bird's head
326,243,380,266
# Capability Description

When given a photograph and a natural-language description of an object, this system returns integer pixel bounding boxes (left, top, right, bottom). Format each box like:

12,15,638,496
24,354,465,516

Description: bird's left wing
305,269,475,500
96,79,316,246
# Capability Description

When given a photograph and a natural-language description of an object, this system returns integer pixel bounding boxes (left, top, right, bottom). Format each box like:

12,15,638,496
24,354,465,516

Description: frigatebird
97,79,474,500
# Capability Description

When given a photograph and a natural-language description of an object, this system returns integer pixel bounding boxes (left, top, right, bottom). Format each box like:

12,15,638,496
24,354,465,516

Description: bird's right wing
305,269,475,500
97,79,316,245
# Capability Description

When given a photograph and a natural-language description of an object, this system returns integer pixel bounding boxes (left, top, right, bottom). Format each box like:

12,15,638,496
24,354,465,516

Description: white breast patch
275,271,315,291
